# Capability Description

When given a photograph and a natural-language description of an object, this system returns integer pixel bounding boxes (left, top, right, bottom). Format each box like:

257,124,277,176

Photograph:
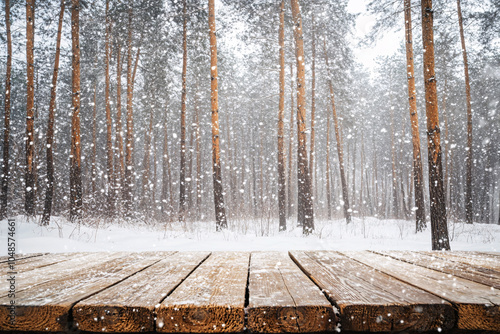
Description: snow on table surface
0,215,499,255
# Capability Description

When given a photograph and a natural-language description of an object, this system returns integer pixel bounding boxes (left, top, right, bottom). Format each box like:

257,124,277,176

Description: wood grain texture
157,252,249,333
1,252,88,274
73,251,208,332
421,251,500,270
0,253,46,263
377,250,500,289
290,251,454,332
0,252,123,297
0,252,161,331
247,252,336,333
342,251,500,331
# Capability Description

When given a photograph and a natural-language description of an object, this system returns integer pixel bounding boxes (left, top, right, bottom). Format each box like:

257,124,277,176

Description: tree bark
25,0,36,217
326,109,332,220
323,38,351,224
456,0,473,224
104,0,114,215
309,12,316,194
42,0,64,226
404,0,426,231
141,103,154,212
70,0,83,222
290,0,314,234
161,104,174,219
179,0,188,222
277,0,286,231
208,0,228,230
421,0,450,250
124,1,141,217
115,45,125,203
287,62,294,219
390,105,400,218
91,84,97,197
194,86,202,220
1,0,13,219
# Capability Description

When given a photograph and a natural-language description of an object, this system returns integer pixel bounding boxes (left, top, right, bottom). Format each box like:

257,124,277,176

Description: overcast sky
347,0,400,70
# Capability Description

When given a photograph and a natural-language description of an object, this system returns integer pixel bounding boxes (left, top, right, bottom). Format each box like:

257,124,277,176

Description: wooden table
0,251,498,333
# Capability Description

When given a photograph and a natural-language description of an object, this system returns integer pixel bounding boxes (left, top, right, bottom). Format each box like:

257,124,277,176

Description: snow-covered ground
1,215,499,255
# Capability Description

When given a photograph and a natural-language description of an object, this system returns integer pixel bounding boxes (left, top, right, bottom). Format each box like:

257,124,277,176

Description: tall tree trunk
161,104,173,219
287,62,294,219
456,0,473,224
277,0,286,231
404,0,426,231
25,0,36,217
194,86,202,219
421,0,450,250
323,38,351,224
104,0,114,215
208,0,227,230
1,0,13,219
390,104,400,218
70,0,83,221
179,0,188,222
124,2,141,216
352,139,357,212
360,132,365,217
442,78,450,211
290,0,314,234
326,109,332,220
115,46,125,203
91,84,97,197
309,12,316,194
141,104,154,211
124,2,134,216
42,0,65,225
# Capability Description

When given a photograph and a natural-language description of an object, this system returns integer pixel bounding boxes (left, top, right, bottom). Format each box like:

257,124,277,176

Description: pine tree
421,0,450,250
457,0,473,224
42,0,65,224
25,0,36,217
291,0,314,234
104,0,115,215
1,0,13,219
404,0,426,232
208,0,227,230
277,0,286,231
323,38,351,224
179,0,188,222
70,0,83,222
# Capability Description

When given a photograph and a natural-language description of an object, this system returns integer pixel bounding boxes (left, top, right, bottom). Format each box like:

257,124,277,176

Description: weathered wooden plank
0,252,124,297
421,251,500,270
157,252,249,333
290,251,454,332
73,251,209,332
0,252,163,332
247,252,336,333
479,251,500,257
377,250,500,289
1,252,89,273
342,251,500,331
0,253,46,263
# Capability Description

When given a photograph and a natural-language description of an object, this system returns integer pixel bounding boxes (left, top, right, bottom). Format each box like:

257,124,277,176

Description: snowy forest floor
1,216,499,255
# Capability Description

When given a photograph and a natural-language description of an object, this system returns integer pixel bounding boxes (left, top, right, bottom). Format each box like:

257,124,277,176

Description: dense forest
0,0,499,250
